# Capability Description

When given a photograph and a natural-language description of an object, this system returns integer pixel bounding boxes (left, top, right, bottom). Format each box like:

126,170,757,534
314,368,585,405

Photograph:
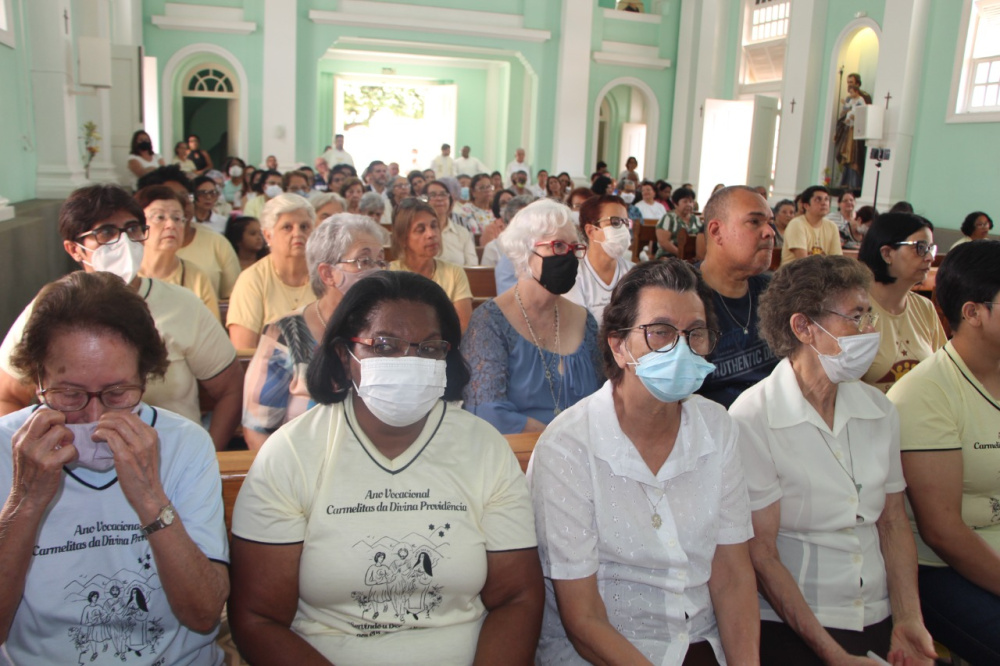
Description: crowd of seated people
3,137,1000,666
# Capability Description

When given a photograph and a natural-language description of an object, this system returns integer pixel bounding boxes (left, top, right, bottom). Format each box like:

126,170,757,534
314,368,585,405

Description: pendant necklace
718,288,753,335
515,285,563,415
640,484,666,529
818,429,864,523
314,300,328,328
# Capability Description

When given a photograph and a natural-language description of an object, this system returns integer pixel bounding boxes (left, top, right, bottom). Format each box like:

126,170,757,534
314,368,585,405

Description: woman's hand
94,411,167,522
9,408,76,509
887,618,937,665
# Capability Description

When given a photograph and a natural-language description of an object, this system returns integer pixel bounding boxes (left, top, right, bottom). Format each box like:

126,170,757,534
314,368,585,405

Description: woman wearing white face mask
222,156,248,208
565,194,636,322
729,255,936,665
530,259,759,666
229,270,544,665
242,214,388,450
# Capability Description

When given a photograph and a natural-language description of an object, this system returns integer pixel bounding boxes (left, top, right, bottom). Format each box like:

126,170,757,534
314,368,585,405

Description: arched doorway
182,64,238,170
821,21,880,193
591,78,660,182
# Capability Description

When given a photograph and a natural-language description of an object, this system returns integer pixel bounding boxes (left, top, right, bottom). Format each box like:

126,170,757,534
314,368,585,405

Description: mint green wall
0,0,36,203
142,0,266,163
908,2,1000,230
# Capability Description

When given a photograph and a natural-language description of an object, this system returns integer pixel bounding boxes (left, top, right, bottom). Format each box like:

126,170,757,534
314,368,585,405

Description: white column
551,0,593,180
861,0,930,208
667,0,726,189
30,0,89,197
261,0,297,167
773,0,828,202
110,0,142,46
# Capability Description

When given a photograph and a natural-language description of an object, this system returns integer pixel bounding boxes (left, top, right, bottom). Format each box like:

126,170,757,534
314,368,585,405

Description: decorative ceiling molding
151,3,257,36
601,8,663,25
594,41,671,70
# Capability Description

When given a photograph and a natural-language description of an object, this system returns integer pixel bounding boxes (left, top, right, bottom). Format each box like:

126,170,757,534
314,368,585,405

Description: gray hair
502,194,537,225
306,213,389,297
310,192,346,217
260,192,317,231
498,198,577,278
358,192,386,216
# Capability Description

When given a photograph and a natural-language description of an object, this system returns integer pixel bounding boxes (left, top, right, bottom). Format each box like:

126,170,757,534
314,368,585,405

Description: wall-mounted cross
789,98,796,114
699,104,704,118
884,92,893,109
64,9,70,35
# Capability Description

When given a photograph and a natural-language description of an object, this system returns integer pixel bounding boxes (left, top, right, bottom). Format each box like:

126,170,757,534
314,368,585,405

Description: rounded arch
590,77,660,181
818,18,882,190
161,43,249,164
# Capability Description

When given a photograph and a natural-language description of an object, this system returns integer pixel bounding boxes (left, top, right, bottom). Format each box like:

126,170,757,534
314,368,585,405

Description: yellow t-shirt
781,215,844,265
862,292,947,393
176,227,241,299
887,343,1000,566
242,194,267,222
389,259,473,304
226,255,316,336
0,277,235,424
139,258,220,321
232,399,536,665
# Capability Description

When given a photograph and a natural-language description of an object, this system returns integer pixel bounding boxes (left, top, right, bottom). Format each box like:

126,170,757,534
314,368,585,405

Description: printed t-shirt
887,343,1000,566
781,215,843,265
862,293,947,393
0,403,228,666
232,399,536,666
225,255,316,337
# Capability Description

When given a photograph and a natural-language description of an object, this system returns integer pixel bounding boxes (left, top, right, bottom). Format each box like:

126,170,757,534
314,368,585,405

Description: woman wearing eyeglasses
530,259,758,665
242,214,388,450
191,175,229,235
729,255,935,665
389,198,474,331
458,173,496,239
0,271,229,664
230,270,544,665
461,199,603,435
565,193,635,322
425,180,478,267
857,213,946,393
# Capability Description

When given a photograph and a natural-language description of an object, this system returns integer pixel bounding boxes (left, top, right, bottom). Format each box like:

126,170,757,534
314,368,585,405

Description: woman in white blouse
530,259,759,666
729,255,935,665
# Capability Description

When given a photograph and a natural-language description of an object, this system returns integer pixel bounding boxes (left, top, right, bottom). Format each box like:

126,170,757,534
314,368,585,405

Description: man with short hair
364,160,392,224
454,146,487,177
388,162,400,178
321,134,354,168
430,144,457,179
847,72,873,105
313,157,330,191
510,170,530,197
505,148,531,184
696,185,778,407
780,185,843,265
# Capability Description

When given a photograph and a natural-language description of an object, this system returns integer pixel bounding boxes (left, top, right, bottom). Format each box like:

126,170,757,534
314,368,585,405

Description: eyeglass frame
194,188,219,199
350,336,452,360
533,240,587,258
336,257,388,272
75,222,150,246
617,322,721,357
821,309,880,332
594,216,632,230
892,240,937,258
36,384,145,412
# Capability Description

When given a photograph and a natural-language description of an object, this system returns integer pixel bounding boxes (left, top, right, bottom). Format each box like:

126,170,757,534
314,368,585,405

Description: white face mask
597,224,632,258
620,193,636,204
569,210,581,225
350,353,447,427
810,320,880,384
229,166,244,178
265,184,283,199
78,238,144,285
64,422,115,472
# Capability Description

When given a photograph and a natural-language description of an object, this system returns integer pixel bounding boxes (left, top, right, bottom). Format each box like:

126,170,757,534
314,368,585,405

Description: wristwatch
140,503,176,536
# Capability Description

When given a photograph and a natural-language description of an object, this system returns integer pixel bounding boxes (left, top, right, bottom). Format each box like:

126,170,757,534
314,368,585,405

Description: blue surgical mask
460,186,470,200
627,337,716,402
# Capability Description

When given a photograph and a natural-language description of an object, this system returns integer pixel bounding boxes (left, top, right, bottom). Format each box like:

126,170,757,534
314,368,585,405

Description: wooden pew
465,265,497,309
217,431,541,535
632,222,659,263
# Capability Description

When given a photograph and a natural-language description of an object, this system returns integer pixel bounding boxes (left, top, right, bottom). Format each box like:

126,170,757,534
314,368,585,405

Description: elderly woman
388,198,473,331
310,191,346,222
340,177,365,215
358,191,386,224
459,173,496,236
227,193,317,349
479,188,515,248
134,185,220,318
229,270,543,664
242,214,388,450
0,271,229,663
857,213,946,393
461,199,602,434
887,240,1000,665
950,210,993,249
0,184,241,450
423,179,477,266
771,199,796,248
729,255,935,665
225,215,269,271
530,259,758,665
565,193,635,322
656,186,704,259
191,174,229,235
388,175,412,210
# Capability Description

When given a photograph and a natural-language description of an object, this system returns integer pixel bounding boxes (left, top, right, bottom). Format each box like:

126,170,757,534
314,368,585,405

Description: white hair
260,192,316,231
358,192,386,215
306,213,388,296
498,198,577,278
310,192,346,215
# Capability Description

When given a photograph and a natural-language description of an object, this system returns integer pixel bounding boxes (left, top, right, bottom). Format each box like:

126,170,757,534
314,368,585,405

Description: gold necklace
315,300,328,327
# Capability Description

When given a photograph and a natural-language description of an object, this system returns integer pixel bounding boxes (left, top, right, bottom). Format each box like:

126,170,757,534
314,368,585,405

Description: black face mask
137,141,153,153
534,252,579,295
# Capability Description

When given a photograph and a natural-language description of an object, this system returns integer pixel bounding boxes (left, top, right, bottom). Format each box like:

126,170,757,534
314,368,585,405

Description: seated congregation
1,139,999,666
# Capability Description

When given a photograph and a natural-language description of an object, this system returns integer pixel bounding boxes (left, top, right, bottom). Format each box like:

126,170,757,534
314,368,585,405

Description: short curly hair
758,254,872,358
10,272,169,386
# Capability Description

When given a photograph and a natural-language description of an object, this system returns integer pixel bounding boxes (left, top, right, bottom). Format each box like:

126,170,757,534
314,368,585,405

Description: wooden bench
464,265,498,309
632,222,659,263
217,431,541,535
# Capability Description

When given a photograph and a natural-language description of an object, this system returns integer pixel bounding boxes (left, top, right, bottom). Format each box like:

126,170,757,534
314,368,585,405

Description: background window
949,0,1000,121
741,0,791,85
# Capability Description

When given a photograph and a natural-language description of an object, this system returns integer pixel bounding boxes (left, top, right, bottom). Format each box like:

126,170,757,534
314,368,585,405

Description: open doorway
591,79,659,182
181,64,239,169
824,25,879,192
